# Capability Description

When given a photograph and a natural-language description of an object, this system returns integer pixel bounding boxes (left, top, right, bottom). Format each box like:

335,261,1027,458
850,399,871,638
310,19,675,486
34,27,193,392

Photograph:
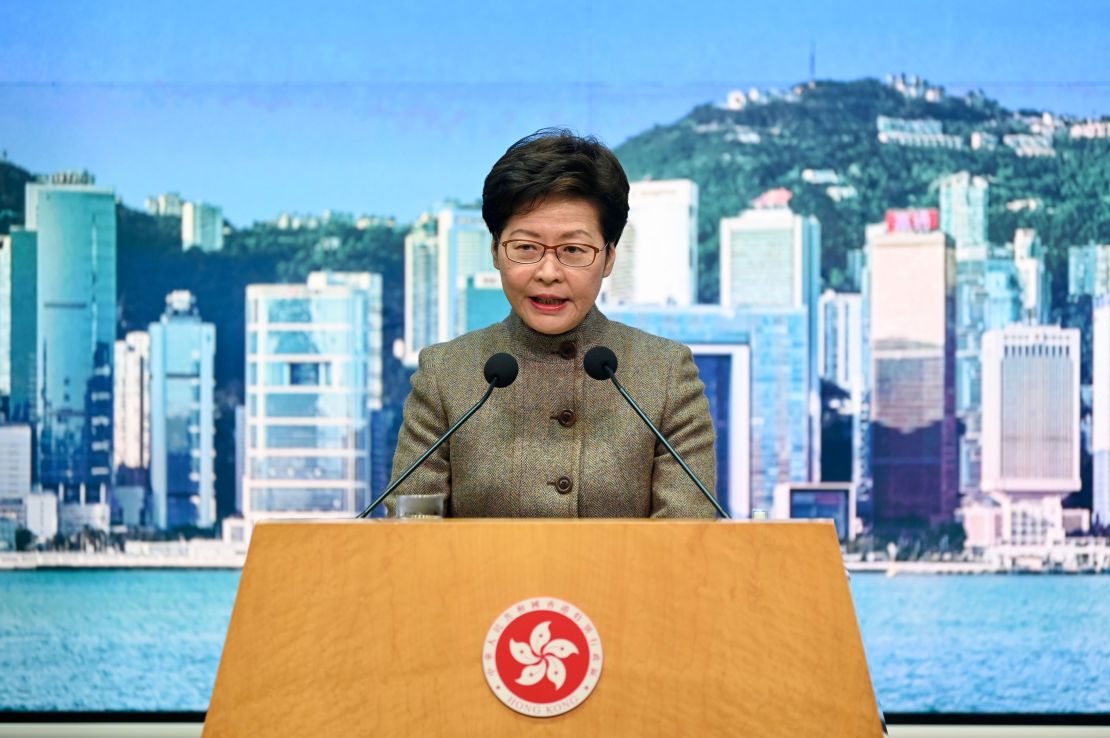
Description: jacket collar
503,305,609,363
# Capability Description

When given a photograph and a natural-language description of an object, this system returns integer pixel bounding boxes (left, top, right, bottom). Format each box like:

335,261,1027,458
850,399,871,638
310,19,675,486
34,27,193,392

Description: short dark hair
482,128,630,247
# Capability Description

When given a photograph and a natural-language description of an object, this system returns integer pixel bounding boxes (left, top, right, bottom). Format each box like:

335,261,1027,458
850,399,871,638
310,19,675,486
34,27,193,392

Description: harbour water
1,570,1108,713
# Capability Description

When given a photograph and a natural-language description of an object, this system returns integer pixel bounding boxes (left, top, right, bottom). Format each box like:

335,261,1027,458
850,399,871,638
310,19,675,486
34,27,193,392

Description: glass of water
393,493,447,519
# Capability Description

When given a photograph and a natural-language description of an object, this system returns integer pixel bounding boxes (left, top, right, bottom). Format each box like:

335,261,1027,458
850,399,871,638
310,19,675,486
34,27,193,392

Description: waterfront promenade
0,540,246,570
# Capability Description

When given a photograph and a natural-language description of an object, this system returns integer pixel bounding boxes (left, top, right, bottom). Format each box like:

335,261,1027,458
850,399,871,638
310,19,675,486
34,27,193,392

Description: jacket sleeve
384,346,451,516
649,345,718,519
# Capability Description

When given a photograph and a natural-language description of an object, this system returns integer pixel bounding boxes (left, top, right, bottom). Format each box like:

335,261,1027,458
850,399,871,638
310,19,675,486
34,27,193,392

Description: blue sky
2,0,1108,225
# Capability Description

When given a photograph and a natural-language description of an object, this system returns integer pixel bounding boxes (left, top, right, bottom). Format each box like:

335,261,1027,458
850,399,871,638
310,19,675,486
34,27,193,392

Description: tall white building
1094,296,1110,527
1012,229,1051,323
403,213,438,366
437,206,492,343
720,202,821,481
182,201,224,252
113,331,150,474
818,290,868,490
244,272,383,532
602,179,697,306
403,204,491,365
149,291,216,529
0,424,32,497
818,290,864,394
981,326,1081,545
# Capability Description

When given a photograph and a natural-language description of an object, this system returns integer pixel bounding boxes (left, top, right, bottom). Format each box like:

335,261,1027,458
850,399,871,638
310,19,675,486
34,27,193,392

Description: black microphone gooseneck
583,345,731,519
356,352,519,518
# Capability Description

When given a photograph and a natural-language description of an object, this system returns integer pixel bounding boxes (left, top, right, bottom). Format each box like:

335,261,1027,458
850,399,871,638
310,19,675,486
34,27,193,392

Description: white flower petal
545,655,566,690
542,639,579,659
516,661,546,686
529,621,551,656
509,638,540,666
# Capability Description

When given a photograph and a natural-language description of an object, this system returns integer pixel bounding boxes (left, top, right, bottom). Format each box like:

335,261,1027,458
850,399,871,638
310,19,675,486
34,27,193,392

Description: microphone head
483,352,519,388
583,346,618,381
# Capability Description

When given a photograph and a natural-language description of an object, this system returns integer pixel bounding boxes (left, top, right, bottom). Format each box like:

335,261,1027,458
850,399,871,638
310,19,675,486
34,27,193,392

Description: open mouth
528,292,568,310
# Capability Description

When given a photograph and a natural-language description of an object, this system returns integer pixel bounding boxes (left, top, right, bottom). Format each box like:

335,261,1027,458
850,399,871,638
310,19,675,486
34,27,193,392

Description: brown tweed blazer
388,307,718,518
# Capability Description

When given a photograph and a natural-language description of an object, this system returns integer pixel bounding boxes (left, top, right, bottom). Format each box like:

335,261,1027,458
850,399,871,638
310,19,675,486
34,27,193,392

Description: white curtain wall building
981,325,1081,545
602,179,697,307
244,272,383,531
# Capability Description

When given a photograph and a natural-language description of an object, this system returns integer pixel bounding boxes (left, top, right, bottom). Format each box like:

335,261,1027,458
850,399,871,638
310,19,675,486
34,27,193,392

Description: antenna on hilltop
809,40,816,82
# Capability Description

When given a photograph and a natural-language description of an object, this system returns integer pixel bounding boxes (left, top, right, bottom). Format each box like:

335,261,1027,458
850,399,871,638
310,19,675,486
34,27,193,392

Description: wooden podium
204,520,882,737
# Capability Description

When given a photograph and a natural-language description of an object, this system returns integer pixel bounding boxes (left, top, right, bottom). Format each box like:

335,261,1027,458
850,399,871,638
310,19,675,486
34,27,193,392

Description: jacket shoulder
602,318,691,361
417,319,511,367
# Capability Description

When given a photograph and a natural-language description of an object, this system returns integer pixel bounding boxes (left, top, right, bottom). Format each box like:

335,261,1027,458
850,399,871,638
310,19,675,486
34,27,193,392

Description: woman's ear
602,243,616,278
491,238,500,269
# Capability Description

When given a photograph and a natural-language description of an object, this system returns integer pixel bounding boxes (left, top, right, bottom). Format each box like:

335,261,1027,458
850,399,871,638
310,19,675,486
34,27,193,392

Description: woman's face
492,197,616,335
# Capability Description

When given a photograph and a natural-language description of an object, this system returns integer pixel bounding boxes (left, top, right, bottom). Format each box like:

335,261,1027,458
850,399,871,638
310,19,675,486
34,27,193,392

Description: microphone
583,346,730,519
356,352,519,518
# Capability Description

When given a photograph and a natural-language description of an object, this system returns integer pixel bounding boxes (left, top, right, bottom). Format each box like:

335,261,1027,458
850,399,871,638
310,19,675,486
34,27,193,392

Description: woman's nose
533,251,564,280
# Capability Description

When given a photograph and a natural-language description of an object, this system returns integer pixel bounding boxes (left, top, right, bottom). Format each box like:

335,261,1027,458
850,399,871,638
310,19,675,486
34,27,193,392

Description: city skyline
3,1,1110,225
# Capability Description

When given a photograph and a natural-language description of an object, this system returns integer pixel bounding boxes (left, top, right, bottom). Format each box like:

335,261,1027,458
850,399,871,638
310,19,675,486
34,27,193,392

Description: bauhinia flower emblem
509,621,579,690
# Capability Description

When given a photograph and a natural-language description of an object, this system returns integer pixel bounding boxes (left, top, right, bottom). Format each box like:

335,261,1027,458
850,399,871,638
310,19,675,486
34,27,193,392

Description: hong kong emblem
481,597,603,717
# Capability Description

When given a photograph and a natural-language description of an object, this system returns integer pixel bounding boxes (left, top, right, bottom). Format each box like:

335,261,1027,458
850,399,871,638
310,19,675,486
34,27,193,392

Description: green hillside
614,78,1110,308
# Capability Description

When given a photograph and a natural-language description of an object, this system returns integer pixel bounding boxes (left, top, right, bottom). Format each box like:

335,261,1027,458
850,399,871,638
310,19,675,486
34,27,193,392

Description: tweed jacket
388,307,718,518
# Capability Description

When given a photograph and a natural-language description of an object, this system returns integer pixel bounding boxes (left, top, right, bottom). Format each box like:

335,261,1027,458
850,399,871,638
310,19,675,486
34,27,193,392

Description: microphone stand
601,365,731,519
356,379,497,519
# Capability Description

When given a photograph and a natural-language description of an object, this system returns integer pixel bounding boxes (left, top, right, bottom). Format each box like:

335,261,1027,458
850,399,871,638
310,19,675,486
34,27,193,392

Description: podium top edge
251,518,836,528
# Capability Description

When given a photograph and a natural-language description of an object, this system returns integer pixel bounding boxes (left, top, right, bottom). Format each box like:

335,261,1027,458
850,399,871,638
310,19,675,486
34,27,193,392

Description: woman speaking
389,129,718,518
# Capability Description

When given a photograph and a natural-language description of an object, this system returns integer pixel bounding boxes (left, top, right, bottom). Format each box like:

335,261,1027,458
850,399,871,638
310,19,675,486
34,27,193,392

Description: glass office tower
149,292,216,529
17,175,116,502
244,272,383,530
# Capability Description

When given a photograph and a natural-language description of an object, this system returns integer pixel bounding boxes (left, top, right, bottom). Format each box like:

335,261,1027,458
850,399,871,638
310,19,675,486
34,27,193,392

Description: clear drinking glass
393,493,447,519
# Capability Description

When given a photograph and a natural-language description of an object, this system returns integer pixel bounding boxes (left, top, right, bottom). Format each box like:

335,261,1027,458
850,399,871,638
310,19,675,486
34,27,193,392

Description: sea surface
1,570,1109,713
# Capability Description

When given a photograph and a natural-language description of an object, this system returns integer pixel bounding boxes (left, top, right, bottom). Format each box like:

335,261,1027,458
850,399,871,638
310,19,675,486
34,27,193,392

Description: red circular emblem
482,597,603,717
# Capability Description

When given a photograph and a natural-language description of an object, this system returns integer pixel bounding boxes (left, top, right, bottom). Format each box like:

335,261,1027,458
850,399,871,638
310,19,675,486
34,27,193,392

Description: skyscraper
866,214,957,529
602,179,697,306
403,204,492,365
182,201,224,252
980,326,1081,545
403,212,438,366
719,197,821,481
2,230,37,418
149,291,216,529
1067,243,1110,299
1013,229,1051,323
17,174,116,503
1094,296,1110,527
243,272,382,531
818,290,869,493
113,331,150,482
938,171,988,251
436,205,492,343
0,235,11,402
954,247,1023,501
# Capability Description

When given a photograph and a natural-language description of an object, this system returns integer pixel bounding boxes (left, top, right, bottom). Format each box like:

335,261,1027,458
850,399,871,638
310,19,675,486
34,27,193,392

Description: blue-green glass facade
19,184,116,502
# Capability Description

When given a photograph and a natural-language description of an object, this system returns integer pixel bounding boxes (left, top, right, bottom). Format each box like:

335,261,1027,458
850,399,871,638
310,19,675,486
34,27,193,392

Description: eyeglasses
501,240,602,268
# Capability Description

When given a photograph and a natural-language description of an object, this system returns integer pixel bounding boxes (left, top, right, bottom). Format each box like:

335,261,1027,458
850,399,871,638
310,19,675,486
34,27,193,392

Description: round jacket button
557,409,576,428
557,341,577,360
555,476,573,494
